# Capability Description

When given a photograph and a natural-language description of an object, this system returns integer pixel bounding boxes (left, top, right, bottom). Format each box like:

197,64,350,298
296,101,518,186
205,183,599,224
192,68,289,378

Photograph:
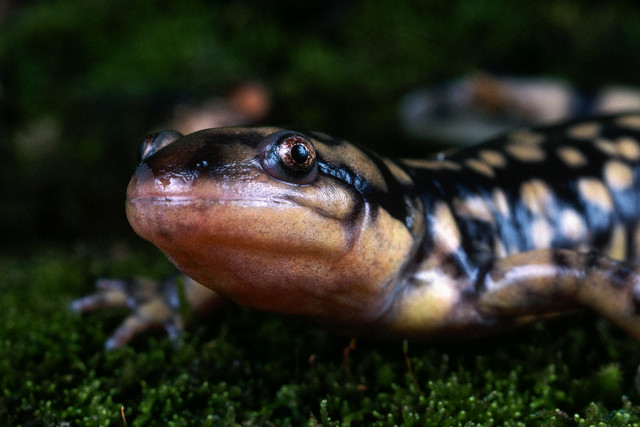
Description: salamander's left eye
277,135,316,174
261,132,319,184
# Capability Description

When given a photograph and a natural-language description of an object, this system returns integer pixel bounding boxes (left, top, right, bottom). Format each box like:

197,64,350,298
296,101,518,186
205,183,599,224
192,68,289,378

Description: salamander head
126,127,423,325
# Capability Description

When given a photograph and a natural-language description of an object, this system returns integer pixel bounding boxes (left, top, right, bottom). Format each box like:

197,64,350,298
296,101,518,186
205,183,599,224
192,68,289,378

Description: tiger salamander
73,114,640,349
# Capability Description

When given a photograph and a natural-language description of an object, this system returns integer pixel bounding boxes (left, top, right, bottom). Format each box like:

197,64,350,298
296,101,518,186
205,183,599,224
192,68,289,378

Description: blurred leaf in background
2,0,640,246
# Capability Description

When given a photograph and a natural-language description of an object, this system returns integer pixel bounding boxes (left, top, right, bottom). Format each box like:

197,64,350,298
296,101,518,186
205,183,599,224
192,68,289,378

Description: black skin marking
456,216,496,268
610,263,635,289
440,251,474,281
314,160,374,222
584,250,601,270
142,133,254,176
631,227,640,259
554,248,634,290
627,227,637,260
403,233,431,288
360,149,418,229
204,130,273,148
633,299,640,316
473,257,495,296
317,160,372,195
582,249,634,290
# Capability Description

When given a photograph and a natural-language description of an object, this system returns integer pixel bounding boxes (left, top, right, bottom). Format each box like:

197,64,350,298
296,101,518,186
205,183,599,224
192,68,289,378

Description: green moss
2,248,640,425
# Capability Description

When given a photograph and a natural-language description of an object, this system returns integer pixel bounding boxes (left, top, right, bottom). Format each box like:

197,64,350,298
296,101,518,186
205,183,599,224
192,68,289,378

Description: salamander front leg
71,275,224,349
479,248,640,340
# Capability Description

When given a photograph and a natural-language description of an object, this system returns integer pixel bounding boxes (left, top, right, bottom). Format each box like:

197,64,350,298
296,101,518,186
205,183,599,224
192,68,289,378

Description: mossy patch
2,247,640,425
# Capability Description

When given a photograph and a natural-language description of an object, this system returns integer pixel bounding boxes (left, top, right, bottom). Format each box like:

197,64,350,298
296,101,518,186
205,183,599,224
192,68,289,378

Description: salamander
73,114,640,349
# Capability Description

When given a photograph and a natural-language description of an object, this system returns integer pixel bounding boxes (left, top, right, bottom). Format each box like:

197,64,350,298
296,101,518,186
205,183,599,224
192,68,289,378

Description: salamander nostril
139,130,183,161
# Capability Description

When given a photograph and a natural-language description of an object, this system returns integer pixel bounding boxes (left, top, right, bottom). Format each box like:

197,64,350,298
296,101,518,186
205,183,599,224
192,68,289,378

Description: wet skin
73,114,640,348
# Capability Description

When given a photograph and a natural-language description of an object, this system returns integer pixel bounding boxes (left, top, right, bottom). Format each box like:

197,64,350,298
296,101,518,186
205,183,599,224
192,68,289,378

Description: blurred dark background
3,0,640,247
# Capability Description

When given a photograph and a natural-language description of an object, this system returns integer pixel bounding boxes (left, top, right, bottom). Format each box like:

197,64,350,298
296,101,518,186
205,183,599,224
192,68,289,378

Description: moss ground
2,246,640,426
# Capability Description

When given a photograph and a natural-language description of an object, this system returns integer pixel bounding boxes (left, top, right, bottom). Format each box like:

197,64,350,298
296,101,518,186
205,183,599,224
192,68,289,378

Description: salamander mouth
126,164,358,224
127,195,297,208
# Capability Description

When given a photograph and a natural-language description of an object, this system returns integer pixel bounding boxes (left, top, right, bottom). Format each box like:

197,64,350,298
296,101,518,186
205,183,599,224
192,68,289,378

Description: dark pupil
290,144,309,164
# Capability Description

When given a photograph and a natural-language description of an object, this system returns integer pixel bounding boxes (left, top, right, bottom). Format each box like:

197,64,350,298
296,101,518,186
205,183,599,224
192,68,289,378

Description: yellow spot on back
492,189,510,217
556,146,587,168
478,149,507,168
567,122,601,139
453,195,494,223
493,238,507,257
577,178,613,211
607,224,626,261
616,114,640,130
616,137,640,161
531,218,553,248
520,179,553,214
508,129,545,145
383,158,413,186
432,202,461,252
595,139,618,156
401,159,462,171
603,160,634,191
465,158,495,178
505,143,545,162
559,209,586,241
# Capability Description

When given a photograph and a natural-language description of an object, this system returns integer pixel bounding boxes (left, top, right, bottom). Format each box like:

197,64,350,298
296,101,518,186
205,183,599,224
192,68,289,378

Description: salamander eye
261,132,319,184
277,135,316,174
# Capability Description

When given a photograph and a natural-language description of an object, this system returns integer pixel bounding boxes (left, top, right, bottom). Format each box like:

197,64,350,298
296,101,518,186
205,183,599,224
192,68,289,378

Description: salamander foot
70,276,184,349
